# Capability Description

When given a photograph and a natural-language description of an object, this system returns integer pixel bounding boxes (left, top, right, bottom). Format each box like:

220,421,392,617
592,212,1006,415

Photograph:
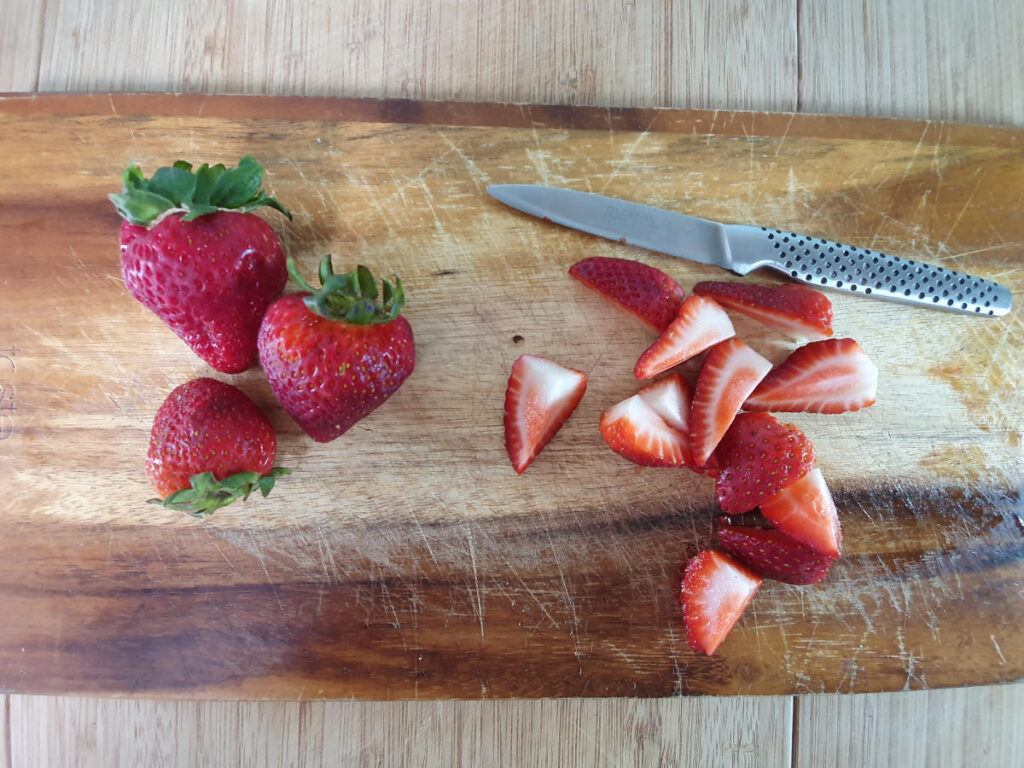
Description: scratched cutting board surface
0,94,1021,698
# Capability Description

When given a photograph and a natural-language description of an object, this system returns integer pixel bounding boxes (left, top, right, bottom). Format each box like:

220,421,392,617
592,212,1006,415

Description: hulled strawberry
112,157,292,373
760,468,843,558
681,550,762,655
569,256,685,331
715,520,835,585
147,377,289,515
634,295,735,379
258,257,415,443
693,281,833,340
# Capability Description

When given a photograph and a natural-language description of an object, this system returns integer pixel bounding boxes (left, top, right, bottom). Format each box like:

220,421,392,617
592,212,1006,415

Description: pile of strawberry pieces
503,256,878,656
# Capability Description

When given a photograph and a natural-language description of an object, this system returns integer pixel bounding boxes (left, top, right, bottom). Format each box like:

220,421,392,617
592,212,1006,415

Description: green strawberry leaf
293,256,407,325
110,156,291,226
148,467,291,517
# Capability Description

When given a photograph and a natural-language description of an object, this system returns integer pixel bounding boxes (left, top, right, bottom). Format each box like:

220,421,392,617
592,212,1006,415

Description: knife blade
487,184,1012,317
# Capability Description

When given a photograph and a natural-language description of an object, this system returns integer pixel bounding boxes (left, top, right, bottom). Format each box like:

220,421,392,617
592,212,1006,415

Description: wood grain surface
0,94,1020,699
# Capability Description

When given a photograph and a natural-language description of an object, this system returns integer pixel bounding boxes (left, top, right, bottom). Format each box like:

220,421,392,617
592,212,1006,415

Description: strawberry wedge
569,256,686,331
693,281,833,341
713,413,816,514
760,468,842,558
744,338,878,414
600,394,691,467
689,339,772,467
681,550,762,655
716,521,835,585
637,373,691,434
634,295,735,379
504,354,588,474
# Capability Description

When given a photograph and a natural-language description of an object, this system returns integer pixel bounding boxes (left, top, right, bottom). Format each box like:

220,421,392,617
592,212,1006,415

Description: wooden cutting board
0,94,1021,698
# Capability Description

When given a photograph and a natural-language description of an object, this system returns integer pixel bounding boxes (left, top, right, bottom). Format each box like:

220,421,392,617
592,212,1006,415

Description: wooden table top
1,1,1021,766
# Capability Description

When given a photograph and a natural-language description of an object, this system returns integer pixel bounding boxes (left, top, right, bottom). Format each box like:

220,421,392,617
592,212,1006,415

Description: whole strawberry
258,257,415,442
111,157,292,373
147,377,289,515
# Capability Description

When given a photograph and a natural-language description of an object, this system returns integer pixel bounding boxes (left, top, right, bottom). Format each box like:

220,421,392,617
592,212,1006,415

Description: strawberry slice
744,338,878,414
569,256,685,331
634,295,735,379
715,520,835,584
600,395,691,467
504,354,588,474
714,412,815,514
760,468,842,557
693,281,833,340
689,339,772,467
637,373,691,434
681,550,762,655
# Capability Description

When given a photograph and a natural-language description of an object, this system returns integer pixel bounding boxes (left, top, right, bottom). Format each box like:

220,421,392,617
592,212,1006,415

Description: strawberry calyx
149,467,291,517
110,156,292,226
289,256,405,325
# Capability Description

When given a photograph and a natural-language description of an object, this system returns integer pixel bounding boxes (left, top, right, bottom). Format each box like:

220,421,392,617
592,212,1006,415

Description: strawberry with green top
111,156,292,373
258,256,415,442
147,377,289,516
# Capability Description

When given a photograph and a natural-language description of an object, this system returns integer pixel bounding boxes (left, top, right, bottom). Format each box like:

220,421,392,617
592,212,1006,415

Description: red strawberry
760,468,842,558
600,394,690,467
715,520,835,584
112,157,292,373
744,338,878,414
693,281,833,340
713,412,815,514
504,354,587,473
258,258,415,443
146,377,288,515
637,373,691,434
681,550,762,655
688,339,772,467
634,295,735,379
569,256,685,331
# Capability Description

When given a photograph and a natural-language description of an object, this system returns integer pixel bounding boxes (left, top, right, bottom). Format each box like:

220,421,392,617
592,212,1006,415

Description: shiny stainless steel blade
486,184,735,270
487,184,1013,317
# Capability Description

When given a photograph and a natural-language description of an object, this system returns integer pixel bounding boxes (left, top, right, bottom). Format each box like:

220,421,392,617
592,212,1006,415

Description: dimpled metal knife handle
725,224,1013,317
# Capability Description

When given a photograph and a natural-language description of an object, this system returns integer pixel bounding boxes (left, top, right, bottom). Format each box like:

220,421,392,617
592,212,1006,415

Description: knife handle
724,224,1012,317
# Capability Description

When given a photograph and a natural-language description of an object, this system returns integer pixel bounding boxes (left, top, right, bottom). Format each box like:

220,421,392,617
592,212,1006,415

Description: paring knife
486,184,1012,317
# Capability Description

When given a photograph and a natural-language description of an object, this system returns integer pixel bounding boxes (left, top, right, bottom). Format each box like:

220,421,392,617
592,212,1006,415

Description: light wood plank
36,0,796,112
795,682,1024,768
9,695,790,767
800,0,1024,126
1,695,9,768
0,1,42,91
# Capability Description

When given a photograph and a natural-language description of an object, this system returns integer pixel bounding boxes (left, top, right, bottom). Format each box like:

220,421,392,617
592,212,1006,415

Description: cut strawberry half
504,354,588,474
634,295,735,379
715,520,835,585
760,468,842,558
637,373,691,435
569,256,686,331
688,338,772,467
681,550,762,656
599,395,691,467
713,412,815,514
693,281,833,340
744,338,878,414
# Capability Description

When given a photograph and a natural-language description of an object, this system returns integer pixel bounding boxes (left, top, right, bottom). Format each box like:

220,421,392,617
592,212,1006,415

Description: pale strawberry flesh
637,373,691,434
504,354,587,473
693,281,833,341
634,295,735,379
569,256,685,331
713,412,816,514
689,338,772,467
744,338,878,414
599,394,691,467
760,468,842,558
716,521,835,584
681,550,762,655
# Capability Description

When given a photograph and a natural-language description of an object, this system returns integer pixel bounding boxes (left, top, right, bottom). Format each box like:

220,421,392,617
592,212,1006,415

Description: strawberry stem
149,467,291,517
288,256,405,325
110,156,292,226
